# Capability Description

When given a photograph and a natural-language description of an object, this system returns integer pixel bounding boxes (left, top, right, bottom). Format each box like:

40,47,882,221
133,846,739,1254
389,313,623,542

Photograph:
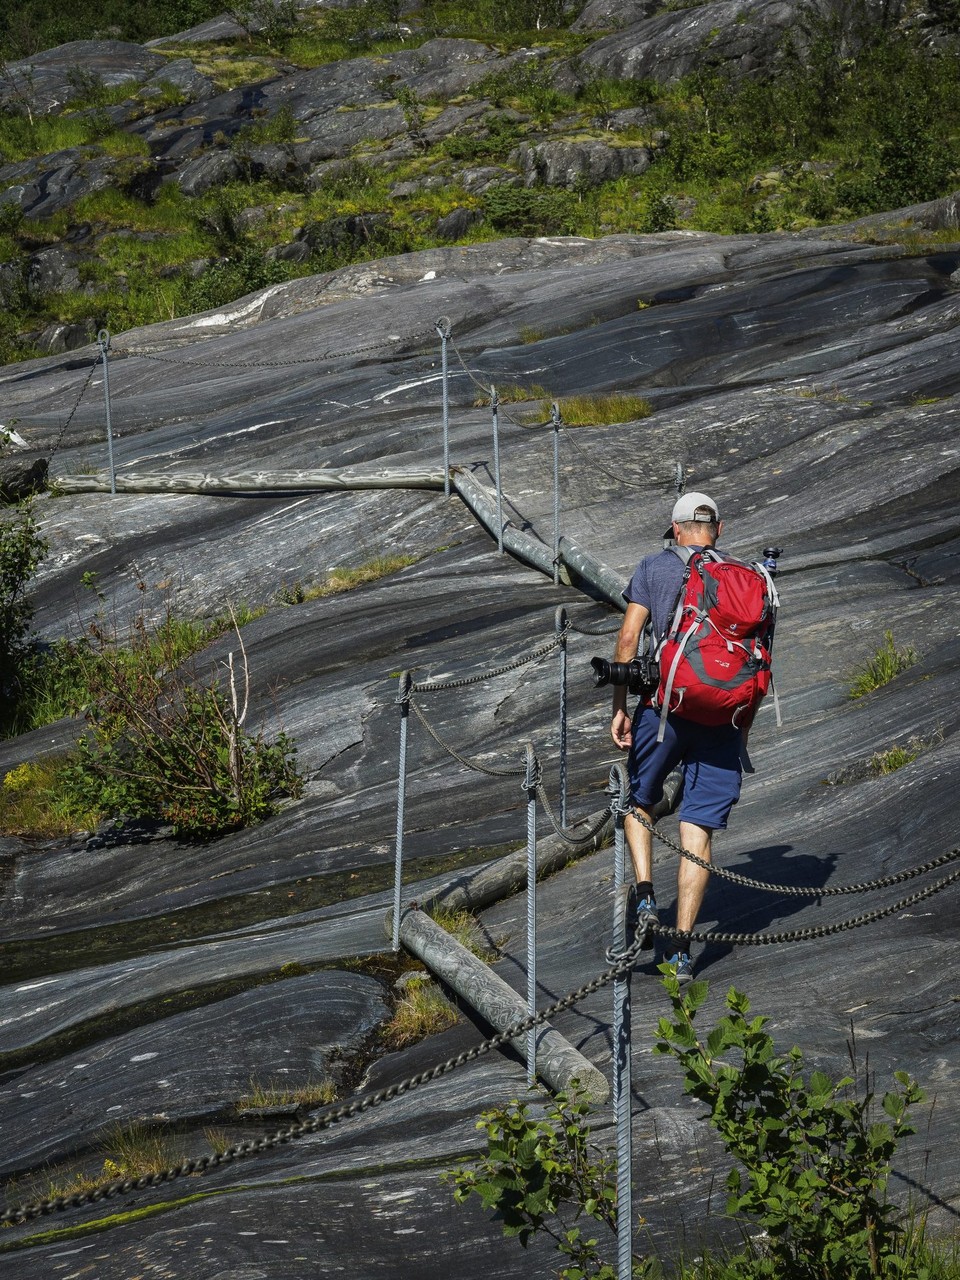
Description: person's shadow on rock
637,842,840,980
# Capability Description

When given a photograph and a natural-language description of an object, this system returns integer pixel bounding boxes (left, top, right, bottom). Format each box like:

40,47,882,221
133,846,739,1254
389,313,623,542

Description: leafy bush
450,979,936,1280
654,979,925,1279
0,756,98,837
225,0,300,47
178,248,293,314
443,115,523,163
58,606,302,838
0,500,47,725
446,1087,630,1280
421,0,569,39
482,184,580,236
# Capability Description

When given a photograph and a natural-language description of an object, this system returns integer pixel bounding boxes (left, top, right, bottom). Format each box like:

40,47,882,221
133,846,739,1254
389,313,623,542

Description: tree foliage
0,499,47,724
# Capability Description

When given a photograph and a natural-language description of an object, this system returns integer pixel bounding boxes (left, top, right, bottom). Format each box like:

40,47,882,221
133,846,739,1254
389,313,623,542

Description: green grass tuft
848,630,918,699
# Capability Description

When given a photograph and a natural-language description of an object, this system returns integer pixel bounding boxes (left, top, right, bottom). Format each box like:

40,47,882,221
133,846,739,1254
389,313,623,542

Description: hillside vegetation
0,0,959,365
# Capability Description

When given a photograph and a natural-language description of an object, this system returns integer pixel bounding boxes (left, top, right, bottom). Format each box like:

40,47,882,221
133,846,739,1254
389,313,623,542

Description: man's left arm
610,602,648,749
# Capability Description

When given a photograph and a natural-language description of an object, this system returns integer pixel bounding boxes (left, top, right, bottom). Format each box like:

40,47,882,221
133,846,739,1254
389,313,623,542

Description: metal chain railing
560,421,654,492
628,807,960,898
652,863,960,948
47,352,101,465
408,624,569,693
112,328,438,372
536,780,612,848
6,843,959,1230
408,699,526,779
0,920,651,1229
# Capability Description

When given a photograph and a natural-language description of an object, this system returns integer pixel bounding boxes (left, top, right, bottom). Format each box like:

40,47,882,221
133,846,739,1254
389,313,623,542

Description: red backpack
653,547,780,741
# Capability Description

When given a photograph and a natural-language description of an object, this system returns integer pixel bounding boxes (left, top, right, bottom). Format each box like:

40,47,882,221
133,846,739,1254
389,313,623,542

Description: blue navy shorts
628,704,742,830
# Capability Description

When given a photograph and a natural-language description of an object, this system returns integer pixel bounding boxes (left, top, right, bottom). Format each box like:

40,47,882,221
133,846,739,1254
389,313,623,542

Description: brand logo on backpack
653,549,780,741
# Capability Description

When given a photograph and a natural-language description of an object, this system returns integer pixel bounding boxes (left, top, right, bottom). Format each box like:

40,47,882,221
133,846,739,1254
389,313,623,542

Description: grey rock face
0,148,133,218
436,207,484,240
35,322,96,354
174,150,244,197
28,246,81,294
0,40,168,116
572,0,661,29
2,228,960,1276
138,56,216,104
511,139,651,188
559,0,805,86
0,456,48,501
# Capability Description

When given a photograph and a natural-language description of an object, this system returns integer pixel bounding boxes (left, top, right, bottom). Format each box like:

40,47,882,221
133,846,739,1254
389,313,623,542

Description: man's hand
611,708,632,750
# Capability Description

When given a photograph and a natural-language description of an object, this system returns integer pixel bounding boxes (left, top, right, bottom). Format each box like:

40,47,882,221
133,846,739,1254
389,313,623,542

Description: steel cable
630,807,960,897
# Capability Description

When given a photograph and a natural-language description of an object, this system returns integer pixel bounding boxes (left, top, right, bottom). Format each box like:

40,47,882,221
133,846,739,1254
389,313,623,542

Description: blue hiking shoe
666,952,694,985
633,896,659,950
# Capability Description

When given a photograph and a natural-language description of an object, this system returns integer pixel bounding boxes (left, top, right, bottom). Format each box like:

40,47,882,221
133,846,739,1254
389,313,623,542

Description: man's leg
675,821,713,934
625,807,653,884
626,706,683,894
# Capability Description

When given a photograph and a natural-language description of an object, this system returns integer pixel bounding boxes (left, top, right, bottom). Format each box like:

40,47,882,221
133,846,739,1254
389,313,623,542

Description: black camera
762,546,783,576
590,654,660,696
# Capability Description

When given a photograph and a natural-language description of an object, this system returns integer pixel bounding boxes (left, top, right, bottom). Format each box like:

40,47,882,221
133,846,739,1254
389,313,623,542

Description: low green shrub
0,500,47,726
0,757,99,836
654,978,925,1279
44,601,302,839
449,977,939,1279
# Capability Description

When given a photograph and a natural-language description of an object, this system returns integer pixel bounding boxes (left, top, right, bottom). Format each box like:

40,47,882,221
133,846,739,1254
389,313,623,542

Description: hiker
609,491,776,984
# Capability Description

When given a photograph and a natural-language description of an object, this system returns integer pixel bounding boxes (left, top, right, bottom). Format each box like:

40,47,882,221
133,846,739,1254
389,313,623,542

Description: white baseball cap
671,491,719,523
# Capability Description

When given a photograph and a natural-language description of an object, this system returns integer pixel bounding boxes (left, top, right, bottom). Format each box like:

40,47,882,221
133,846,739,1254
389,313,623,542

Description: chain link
655,863,960,947
560,423,654,491
631,808,960,897
113,328,437,371
408,699,527,778
47,354,101,464
408,625,569,694
536,782,613,847
1,920,649,1228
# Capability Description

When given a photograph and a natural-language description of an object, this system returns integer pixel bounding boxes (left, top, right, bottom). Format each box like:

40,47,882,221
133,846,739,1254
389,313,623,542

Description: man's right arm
610,601,649,749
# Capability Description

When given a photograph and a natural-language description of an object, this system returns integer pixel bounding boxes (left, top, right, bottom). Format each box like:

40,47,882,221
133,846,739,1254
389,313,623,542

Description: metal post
393,671,413,953
609,762,633,1279
555,605,568,831
524,743,539,1085
436,316,451,498
551,401,561,585
491,384,504,554
96,329,116,496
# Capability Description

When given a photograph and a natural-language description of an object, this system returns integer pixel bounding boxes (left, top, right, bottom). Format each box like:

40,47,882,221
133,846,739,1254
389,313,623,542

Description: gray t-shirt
623,545,711,640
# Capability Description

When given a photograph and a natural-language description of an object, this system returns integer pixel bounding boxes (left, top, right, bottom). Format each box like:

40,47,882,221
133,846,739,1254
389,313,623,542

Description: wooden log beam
417,808,612,919
52,468,447,495
395,906,610,1102
451,468,572,584
51,464,627,608
451,469,626,609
